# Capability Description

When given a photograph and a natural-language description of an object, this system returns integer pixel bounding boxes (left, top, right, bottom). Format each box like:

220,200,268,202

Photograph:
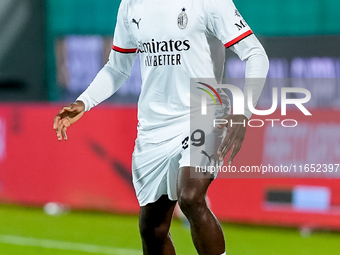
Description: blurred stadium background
0,0,340,254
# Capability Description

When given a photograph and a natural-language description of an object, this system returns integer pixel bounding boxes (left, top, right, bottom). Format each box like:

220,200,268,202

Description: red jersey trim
112,45,138,53
224,30,253,48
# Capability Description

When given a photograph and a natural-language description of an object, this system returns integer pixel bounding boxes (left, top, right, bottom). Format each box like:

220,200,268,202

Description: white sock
220,252,227,255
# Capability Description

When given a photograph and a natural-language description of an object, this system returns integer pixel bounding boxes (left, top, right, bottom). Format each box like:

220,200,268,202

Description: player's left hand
216,114,248,165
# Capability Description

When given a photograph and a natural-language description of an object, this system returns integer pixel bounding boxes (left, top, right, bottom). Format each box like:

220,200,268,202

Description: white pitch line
0,235,141,255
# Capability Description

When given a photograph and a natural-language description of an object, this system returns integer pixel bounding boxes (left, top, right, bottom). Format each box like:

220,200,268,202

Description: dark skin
138,168,224,255
217,114,248,165
53,102,248,254
139,195,177,255
177,167,225,255
53,101,85,141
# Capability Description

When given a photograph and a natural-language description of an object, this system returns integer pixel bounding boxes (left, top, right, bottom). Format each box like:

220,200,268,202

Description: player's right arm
53,0,138,141
53,101,85,141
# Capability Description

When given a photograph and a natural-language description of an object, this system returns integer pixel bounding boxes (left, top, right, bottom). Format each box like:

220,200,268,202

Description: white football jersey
116,0,251,140
77,0,267,142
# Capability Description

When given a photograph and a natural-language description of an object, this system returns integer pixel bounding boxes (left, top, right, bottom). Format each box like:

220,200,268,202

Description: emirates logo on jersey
138,39,191,67
178,8,188,29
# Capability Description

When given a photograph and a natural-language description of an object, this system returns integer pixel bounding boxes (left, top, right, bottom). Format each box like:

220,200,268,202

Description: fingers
217,125,233,160
53,108,71,141
217,134,229,156
217,138,243,164
228,140,243,165
53,108,64,141
53,115,60,132
217,115,247,163
218,137,234,161
61,125,68,141
54,119,70,141
54,116,66,141
53,115,63,141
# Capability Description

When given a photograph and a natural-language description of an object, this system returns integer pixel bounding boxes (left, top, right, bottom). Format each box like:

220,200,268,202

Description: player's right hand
53,101,85,141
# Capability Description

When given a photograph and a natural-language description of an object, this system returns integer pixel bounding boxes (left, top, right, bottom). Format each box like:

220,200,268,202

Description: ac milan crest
178,8,188,29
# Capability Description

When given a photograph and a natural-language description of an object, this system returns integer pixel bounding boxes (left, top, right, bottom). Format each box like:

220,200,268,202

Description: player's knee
178,190,205,216
154,224,170,241
139,221,169,241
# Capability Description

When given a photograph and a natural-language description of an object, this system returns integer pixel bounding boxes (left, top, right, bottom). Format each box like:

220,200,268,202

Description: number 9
191,129,205,147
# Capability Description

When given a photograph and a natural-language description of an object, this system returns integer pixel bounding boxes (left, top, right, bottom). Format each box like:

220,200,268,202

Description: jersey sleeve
112,1,138,53
230,34,269,119
205,0,253,48
76,1,138,111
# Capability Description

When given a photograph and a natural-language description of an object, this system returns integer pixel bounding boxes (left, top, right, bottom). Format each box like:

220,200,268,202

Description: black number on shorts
191,129,205,147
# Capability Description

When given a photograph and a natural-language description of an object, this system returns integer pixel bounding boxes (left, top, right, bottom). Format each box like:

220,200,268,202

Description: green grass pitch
0,204,339,255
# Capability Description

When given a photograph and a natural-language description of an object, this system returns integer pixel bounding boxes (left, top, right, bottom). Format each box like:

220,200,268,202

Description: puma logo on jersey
132,18,141,29
201,150,214,163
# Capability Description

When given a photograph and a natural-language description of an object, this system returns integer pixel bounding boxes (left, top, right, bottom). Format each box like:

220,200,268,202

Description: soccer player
53,0,269,254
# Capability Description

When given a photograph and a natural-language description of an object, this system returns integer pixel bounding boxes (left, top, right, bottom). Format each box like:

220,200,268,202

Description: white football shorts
132,112,228,206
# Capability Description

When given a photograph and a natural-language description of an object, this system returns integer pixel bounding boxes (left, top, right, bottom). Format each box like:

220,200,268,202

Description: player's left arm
205,0,269,163
217,35,269,164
